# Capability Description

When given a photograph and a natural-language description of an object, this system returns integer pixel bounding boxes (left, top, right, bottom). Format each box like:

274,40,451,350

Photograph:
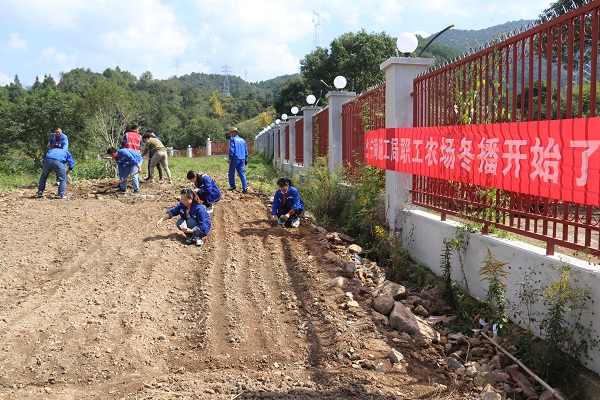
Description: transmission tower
222,62,231,96
312,10,320,50
174,58,181,75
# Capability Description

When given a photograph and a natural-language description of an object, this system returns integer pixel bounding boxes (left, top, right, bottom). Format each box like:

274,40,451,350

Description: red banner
365,118,600,207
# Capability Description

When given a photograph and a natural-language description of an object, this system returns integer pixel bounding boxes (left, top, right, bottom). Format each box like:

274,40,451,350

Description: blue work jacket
115,148,143,166
45,148,75,169
229,135,248,160
167,202,212,236
48,133,69,150
194,174,222,204
271,185,304,216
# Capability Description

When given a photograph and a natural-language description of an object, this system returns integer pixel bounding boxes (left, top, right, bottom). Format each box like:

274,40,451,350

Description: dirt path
0,182,471,399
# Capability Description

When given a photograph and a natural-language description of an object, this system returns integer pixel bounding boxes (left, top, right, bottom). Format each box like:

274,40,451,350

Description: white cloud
416,0,550,19
414,30,431,38
8,33,27,50
0,71,12,86
0,0,560,83
6,0,88,29
40,46,76,64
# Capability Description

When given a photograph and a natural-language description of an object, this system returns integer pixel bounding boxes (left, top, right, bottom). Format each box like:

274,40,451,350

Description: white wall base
399,209,600,376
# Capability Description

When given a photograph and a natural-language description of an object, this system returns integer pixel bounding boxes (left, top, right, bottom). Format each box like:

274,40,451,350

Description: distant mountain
174,72,297,96
431,20,536,53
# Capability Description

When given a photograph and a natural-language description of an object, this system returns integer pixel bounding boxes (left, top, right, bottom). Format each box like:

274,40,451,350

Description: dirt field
0,180,474,400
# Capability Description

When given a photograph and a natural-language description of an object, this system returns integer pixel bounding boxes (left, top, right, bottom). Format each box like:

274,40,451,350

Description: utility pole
222,62,231,96
312,10,320,50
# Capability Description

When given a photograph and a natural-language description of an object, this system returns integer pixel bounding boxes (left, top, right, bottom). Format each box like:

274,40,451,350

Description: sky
0,0,555,87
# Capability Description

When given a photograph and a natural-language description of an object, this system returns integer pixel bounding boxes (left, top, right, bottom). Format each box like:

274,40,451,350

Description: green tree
0,86,15,151
538,0,594,69
102,67,138,88
82,80,140,152
273,75,310,115
57,68,103,97
539,0,587,21
301,30,396,96
7,75,26,103
135,79,184,146
176,116,222,148
42,74,57,89
11,86,82,165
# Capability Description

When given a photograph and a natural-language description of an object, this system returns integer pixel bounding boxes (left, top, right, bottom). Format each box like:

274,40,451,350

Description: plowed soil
0,180,472,399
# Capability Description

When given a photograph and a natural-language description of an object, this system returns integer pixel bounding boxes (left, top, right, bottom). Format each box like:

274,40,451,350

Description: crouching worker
187,170,222,213
156,188,211,246
270,177,304,228
37,148,75,199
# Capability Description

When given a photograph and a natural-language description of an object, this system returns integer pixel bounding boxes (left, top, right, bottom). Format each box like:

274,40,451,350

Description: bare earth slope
0,183,469,399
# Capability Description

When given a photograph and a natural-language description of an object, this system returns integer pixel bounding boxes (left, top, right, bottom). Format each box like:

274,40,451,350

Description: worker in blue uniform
187,170,222,213
227,127,249,193
270,177,305,228
156,188,212,246
107,147,143,194
37,148,75,199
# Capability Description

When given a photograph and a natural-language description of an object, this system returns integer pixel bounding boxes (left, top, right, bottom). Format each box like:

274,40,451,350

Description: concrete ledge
400,208,600,376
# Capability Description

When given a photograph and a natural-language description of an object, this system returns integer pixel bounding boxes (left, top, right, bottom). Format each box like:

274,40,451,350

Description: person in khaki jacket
141,132,173,184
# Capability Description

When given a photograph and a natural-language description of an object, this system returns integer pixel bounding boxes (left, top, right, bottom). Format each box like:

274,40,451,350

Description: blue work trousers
38,158,67,197
119,163,140,192
228,158,247,189
176,217,209,239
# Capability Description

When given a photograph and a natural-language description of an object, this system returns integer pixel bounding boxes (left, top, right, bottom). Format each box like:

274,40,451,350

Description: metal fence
210,141,254,155
284,125,290,162
413,1,600,255
295,118,304,165
313,107,329,158
342,83,386,172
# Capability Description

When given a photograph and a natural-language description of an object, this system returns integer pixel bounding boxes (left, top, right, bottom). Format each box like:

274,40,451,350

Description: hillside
174,72,297,97
431,19,536,52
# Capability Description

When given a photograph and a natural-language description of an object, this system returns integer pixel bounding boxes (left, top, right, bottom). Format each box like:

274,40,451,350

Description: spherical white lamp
333,75,347,90
291,106,299,115
275,119,281,125
397,32,418,57
281,113,288,121
270,122,275,128
306,94,316,105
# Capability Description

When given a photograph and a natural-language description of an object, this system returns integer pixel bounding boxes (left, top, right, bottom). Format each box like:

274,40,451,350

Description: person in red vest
120,124,142,153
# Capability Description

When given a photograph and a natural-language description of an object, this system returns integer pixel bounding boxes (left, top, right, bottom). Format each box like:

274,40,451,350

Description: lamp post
279,114,290,170
302,94,321,170
397,32,418,57
325,74,355,174
333,75,347,90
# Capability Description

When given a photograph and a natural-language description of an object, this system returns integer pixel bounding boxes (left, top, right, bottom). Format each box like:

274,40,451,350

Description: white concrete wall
401,208,600,374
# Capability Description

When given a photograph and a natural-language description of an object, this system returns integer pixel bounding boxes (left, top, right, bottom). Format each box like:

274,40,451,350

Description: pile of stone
311,224,562,400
